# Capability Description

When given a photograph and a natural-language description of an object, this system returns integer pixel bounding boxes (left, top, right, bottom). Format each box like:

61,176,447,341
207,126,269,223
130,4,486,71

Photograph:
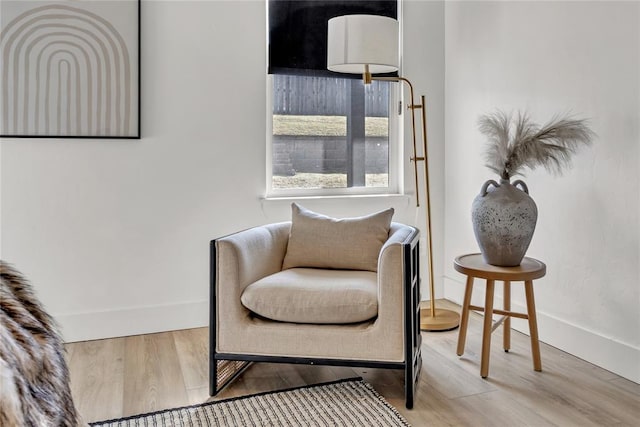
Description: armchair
209,208,422,409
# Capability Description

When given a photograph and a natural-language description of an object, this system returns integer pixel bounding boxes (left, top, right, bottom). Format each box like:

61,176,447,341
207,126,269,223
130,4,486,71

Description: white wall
403,0,446,305
444,1,639,382
0,1,446,341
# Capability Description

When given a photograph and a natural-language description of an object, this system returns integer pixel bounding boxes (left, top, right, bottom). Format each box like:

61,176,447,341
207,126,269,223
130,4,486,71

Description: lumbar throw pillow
282,203,394,272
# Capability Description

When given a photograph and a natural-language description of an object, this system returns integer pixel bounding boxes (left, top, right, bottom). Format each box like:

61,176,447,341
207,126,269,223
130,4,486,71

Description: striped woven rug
89,378,410,427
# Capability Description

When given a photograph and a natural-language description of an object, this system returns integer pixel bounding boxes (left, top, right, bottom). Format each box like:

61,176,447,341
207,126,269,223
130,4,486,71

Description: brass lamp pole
328,15,460,331
371,73,459,331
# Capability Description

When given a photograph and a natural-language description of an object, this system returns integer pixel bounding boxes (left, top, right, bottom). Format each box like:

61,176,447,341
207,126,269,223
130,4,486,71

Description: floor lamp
327,14,459,331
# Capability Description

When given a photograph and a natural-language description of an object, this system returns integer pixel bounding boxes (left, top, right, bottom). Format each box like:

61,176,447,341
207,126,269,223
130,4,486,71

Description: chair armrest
212,222,290,351
377,223,420,313
213,222,291,291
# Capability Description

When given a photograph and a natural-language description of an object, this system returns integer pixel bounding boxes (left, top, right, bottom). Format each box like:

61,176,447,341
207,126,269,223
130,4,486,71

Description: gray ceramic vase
471,178,538,266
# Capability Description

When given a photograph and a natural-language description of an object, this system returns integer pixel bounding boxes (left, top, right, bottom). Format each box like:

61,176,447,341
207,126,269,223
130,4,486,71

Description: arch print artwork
0,0,140,138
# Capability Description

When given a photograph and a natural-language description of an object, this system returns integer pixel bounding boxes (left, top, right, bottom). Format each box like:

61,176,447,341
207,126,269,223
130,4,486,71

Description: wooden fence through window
273,75,389,117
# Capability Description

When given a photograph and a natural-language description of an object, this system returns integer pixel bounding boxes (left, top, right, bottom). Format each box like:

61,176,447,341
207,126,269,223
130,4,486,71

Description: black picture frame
0,0,141,139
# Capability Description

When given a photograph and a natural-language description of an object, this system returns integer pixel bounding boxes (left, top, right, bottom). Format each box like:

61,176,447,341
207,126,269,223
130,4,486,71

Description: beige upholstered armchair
209,204,422,408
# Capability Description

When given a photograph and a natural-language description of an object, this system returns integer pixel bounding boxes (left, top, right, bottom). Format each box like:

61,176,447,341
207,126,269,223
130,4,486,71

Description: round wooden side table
454,253,546,378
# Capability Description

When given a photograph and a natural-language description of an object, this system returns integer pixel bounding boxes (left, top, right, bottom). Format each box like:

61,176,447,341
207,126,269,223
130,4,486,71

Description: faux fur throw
0,261,82,426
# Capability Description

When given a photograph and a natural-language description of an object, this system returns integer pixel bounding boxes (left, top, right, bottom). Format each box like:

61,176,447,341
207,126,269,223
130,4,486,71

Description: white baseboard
56,300,209,343
444,276,640,384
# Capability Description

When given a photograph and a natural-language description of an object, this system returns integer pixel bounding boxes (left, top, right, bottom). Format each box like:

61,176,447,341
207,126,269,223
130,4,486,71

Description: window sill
262,193,411,203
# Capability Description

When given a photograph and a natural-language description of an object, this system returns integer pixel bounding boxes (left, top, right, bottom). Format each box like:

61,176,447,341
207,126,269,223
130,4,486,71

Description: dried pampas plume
478,111,595,180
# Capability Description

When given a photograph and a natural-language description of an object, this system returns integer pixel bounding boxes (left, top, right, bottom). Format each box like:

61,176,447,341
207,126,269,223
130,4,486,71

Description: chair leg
209,355,218,396
480,279,495,378
405,363,414,409
404,236,421,409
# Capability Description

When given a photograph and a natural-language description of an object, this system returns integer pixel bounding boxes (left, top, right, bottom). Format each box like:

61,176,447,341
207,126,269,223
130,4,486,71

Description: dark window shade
268,0,398,79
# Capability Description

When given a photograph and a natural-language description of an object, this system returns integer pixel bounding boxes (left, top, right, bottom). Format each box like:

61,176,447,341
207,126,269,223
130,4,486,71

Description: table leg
456,275,474,356
480,279,495,378
503,280,511,352
524,280,542,372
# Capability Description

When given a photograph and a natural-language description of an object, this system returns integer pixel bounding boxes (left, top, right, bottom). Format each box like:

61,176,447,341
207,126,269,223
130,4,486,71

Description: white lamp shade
327,14,399,75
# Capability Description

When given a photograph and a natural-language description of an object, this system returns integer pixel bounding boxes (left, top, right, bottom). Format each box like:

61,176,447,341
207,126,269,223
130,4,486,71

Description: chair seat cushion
240,268,378,324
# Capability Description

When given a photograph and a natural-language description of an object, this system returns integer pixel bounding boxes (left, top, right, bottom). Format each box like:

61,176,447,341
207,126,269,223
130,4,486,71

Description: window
268,75,399,196
266,0,400,197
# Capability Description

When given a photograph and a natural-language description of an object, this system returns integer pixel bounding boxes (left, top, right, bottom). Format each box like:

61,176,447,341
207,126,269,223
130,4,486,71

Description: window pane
272,75,389,191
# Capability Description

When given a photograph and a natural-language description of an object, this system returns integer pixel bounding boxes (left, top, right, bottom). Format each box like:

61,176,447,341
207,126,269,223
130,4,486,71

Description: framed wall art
0,0,140,138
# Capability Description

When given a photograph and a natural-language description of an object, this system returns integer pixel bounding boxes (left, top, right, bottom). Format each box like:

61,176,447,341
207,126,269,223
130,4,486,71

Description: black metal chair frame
209,227,422,409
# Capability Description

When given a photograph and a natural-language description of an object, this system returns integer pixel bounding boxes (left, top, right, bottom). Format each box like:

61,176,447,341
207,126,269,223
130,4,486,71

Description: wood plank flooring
65,300,640,426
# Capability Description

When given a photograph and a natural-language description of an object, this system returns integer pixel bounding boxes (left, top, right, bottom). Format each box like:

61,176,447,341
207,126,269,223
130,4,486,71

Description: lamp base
420,307,460,332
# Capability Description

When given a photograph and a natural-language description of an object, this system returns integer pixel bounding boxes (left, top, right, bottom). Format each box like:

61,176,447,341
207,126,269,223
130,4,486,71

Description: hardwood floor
65,301,639,426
